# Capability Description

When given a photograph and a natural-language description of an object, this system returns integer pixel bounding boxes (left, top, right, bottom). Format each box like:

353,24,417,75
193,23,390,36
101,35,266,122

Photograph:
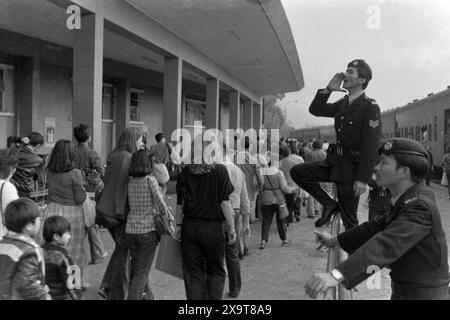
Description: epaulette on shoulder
365,96,378,105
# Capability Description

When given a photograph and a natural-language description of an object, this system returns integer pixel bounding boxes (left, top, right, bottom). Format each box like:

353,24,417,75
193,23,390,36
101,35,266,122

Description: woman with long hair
96,127,144,300
42,140,88,283
125,149,173,300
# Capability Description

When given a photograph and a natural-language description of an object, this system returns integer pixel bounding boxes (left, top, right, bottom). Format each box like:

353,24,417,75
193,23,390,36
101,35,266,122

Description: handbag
81,195,96,228
95,189,122,229
148,177,172,238
155,234,183,279
265,174,289,220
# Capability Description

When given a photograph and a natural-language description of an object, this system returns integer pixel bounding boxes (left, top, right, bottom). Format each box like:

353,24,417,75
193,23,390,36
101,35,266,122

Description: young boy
0,198,51,300
42,215,81,300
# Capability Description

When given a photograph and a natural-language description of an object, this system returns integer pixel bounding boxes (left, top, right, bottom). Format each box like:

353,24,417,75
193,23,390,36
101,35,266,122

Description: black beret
378,138,428,159
348,59,372,81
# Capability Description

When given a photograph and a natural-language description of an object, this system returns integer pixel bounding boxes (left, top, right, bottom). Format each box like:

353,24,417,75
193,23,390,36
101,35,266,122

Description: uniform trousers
290,161,360,230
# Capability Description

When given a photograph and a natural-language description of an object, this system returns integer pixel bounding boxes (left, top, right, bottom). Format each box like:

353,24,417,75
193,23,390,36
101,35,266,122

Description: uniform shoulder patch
404,197,418,205
369,119,380,128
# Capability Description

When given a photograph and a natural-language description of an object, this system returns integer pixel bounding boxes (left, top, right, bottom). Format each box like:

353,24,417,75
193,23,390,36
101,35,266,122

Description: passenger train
290,86,450,170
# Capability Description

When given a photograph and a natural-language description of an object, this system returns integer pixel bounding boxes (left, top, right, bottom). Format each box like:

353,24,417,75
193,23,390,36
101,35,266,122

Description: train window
415,126,420,140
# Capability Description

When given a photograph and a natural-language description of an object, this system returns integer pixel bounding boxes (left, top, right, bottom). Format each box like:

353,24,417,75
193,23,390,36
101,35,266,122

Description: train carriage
292,86,450,173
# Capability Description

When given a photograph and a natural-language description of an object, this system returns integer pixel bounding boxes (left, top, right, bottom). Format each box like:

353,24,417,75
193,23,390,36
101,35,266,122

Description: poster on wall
44,117,56,148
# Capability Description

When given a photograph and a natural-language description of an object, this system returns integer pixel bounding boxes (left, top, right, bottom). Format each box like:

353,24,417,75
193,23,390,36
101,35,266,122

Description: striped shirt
126,175,172,234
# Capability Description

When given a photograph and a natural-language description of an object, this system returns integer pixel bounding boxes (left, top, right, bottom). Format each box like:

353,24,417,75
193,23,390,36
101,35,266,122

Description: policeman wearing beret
306,138,450,300
291,59,381,229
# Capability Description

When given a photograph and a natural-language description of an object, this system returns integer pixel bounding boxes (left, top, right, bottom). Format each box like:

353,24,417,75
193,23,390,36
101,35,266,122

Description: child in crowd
42,216,81,300
0,198,51,300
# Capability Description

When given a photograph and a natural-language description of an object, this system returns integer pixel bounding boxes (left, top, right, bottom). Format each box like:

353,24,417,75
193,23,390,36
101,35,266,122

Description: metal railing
325,212,353,300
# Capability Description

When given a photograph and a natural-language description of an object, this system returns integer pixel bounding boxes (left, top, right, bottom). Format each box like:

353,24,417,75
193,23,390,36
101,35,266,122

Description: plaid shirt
126,175,172,234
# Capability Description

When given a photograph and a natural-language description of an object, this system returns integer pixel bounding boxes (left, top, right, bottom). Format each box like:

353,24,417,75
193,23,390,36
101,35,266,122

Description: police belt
334,143,361,158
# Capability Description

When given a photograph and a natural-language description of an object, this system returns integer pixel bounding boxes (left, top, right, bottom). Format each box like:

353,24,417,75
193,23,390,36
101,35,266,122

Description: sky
280,0,450,128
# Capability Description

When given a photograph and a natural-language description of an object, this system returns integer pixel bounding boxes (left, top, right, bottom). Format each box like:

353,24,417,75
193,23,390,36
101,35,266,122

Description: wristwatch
330,269,345,283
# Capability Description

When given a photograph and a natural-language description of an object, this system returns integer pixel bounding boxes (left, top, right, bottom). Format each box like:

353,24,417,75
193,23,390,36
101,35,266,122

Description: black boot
315,201,340,228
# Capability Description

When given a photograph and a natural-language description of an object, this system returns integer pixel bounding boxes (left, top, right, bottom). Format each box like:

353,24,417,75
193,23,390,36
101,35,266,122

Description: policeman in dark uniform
290,59,381,229
305,138,450,300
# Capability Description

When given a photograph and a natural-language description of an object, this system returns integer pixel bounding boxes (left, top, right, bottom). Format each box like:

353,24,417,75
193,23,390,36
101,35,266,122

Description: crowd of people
1,123,449,300
0,119,338,300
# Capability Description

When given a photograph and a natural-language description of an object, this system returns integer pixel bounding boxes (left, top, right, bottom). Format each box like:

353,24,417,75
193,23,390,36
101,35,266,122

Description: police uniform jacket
335,183,449,294
309,90,381,184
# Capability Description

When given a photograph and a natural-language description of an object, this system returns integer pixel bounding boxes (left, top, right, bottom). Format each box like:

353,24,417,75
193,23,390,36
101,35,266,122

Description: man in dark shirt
305,138,450,300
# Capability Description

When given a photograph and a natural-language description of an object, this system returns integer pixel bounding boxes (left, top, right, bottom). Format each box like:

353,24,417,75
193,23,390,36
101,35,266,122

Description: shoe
315,202,340,228
260,240,267,250
228,291,240,298
281,239,292,247
238,253,244,260
294,215,301,222
244,247,249,256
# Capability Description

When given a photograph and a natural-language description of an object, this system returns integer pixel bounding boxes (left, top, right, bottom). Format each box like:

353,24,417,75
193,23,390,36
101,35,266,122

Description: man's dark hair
358,69,371,90
393,154,429,184
155,133,165,143
0,149,18,179
312,141,323,150
48,140,75,173
73,124,90,143
289,144,299,156
129,149,152,178
280,146,290,158
43,215,71,243
4,198,40,233
28,132,44,147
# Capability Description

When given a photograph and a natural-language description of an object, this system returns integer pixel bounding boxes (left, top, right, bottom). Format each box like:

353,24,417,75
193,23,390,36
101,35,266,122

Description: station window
0,70,4,111
102,84,115,120
130,90,143,122
434,117,438,141
0,67,14,113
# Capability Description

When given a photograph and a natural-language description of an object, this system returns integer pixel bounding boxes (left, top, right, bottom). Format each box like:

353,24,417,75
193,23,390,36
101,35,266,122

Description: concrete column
163,57,182,140
206,78,219,129
16,57,40,136
243,100,253,130
253,102,261,130
116,78,131,142
229,91,240,130
72,13,104,152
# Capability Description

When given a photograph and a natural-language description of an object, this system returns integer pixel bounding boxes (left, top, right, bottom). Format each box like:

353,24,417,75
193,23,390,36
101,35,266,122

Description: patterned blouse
126,175,172,234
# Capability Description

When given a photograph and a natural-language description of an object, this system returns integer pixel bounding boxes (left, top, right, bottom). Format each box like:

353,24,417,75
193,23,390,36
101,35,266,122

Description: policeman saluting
306,138,450,300
291,59,381,229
